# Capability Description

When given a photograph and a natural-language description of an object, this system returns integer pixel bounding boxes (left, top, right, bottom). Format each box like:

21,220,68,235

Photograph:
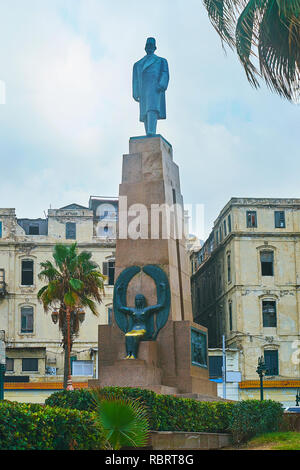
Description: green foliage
0,401,106,450
228,399,284,444
203,0,300,102
91,390,150,449
45,387,234,433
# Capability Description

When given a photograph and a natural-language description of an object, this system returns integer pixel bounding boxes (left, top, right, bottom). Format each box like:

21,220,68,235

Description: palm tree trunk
63,343,68,390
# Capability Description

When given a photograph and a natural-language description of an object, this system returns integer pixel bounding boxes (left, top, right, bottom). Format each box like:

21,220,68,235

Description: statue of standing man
133,37,169,136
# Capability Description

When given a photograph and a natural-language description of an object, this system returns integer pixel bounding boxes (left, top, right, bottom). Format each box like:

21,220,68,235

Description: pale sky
0,0,299,239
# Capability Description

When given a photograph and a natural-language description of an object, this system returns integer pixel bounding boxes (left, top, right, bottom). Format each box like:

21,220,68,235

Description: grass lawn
245,432,300,450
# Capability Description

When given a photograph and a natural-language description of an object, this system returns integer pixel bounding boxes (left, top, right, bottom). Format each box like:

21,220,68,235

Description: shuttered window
246,211,257,228
21,306,34,333
103,260,115,285
275,211,285,228
209,356,223,378
66,222,76,240
72,360,93,376
262,301,277,327
22,358,38,372
264,350,279,376
21,260,34,286
228,214,232,233
0,221,2,238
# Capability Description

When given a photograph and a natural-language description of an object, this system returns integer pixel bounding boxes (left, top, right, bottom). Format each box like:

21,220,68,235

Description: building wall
191,198,300,407
0,200,116,387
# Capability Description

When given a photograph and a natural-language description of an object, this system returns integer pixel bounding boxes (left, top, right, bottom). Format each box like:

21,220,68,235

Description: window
260,251,274,276
216,230,219,244
208,356,223,378
21,260,34,286
229,301,233,331
0,221,2,238
264,350,279,376
223,220,227,237
28,224,39,235
22,358,38,372
72,360,93,376
247,211,257,228
0,269,5,294
219,226,222,242
275,211,285,228
21,306,34,333
228,214,232,233
66,222,76,240
262,300,277,327
227,254,231,282
103,260,115,285
6,358,14,372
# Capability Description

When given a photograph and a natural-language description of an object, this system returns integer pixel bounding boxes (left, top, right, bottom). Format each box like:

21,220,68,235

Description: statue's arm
132,63,140,102
158,59,169,92
116,284,133,315
145,282,167,315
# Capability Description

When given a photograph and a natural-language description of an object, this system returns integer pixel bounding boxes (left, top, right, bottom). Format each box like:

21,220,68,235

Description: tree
203,0,300,102
37,243,105,389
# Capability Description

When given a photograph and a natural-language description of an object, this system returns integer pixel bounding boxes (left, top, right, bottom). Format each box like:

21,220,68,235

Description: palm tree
37,243,105,390
203,0,300,102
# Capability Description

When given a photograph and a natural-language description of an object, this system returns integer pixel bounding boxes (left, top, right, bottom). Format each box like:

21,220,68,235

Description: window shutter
102,262,108,276
66,222,76,240
275,211,285,228
0,221,2,238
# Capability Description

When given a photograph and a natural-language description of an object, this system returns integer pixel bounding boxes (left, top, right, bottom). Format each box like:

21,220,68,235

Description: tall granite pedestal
90,136,217,398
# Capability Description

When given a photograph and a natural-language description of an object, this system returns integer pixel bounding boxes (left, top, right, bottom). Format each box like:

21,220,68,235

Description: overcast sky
0,0,299,239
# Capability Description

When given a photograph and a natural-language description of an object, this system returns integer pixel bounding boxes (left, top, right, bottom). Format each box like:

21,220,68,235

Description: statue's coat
133,54,169,123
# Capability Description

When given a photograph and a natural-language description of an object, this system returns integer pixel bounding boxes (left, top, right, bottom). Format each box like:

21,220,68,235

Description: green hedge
45,387,284,443
45,387,234,433
0,401,106,450
228,399,284,444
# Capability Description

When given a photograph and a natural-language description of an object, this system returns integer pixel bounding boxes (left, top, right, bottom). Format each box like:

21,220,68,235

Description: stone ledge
149,431,231,450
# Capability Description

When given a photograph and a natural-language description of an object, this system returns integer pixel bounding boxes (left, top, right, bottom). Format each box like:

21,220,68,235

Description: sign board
226,371,242,383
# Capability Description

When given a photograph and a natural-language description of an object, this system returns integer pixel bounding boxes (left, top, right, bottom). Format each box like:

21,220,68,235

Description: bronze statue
113,265,171,359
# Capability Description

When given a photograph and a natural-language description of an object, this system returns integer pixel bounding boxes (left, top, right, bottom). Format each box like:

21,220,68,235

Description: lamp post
256,356,267,401
0,330,6,400
296,389,300,407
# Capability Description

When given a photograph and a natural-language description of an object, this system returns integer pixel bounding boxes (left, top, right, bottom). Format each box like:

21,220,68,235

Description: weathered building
191,198,300,406
0,197,117,402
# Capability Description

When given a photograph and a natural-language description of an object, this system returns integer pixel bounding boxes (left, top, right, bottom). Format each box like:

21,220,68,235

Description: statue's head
135,294,146,309
145,37,156,55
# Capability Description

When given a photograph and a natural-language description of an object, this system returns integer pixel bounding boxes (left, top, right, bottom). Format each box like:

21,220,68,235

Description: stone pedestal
90,135,217,398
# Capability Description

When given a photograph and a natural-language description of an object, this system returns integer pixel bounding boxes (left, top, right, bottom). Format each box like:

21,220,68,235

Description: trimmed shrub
228,399,284,444
46,387,234,433
0,400,106,450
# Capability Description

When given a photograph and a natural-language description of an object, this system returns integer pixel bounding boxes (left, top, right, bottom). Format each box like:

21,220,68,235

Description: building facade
0,197,117,402
191,198,300,407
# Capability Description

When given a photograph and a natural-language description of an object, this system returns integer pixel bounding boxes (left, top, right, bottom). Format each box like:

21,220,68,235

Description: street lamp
256,356,267,401
0,330,6,400
296,389,300,407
